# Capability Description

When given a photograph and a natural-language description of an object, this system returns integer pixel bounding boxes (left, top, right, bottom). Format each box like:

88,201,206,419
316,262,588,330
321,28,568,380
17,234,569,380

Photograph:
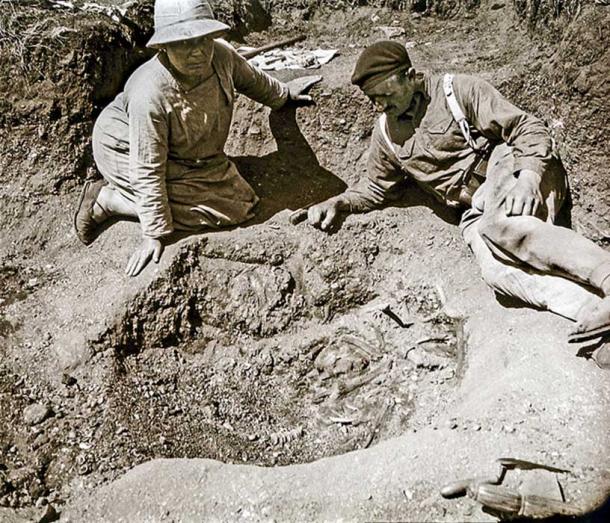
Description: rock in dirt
37,504,59,523
378,26,406,39
23,404,52,426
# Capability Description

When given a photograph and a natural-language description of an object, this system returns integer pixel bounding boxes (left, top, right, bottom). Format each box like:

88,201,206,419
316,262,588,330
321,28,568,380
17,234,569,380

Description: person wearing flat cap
306,40,610,348
74,0,319,276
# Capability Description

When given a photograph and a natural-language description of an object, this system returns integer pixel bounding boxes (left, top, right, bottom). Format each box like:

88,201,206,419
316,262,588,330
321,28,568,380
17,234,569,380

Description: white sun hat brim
147,19,230,48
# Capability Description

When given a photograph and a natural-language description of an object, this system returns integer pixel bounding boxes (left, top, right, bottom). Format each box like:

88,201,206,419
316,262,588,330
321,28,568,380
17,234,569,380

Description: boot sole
568,323,610,344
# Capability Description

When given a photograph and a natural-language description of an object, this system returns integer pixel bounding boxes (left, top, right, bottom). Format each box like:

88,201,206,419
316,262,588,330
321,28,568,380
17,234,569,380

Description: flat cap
351,40,412,91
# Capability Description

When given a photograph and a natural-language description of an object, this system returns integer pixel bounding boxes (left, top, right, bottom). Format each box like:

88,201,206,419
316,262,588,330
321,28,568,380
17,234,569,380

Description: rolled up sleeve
458,76,554,176
126,91,173,239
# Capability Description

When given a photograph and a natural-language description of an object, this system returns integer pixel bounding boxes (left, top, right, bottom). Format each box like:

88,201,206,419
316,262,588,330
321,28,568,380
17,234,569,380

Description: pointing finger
321,208,336,230
153,244,162,263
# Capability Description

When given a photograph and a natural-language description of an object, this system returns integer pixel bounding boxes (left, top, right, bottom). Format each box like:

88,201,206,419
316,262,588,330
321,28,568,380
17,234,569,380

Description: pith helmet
147,0,230,48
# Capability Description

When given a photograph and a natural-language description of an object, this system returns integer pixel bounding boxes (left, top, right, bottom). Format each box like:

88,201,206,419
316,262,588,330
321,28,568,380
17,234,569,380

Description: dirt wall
503,1,610,240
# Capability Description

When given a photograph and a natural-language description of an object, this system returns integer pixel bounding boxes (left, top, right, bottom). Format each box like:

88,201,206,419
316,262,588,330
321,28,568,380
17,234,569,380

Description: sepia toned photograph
0,0,608,521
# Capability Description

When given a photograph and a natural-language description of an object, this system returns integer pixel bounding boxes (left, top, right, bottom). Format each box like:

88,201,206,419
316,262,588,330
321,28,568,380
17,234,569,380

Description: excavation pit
97,283,466,471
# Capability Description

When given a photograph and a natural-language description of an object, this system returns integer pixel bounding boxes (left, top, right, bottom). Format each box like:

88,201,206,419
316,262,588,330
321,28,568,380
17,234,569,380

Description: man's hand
504,169,543,217
307,197,344,231
126,237,164,277
286,75,322,104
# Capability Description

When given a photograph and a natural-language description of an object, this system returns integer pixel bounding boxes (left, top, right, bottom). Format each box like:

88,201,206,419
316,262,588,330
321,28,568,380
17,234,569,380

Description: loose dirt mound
0,0,609,520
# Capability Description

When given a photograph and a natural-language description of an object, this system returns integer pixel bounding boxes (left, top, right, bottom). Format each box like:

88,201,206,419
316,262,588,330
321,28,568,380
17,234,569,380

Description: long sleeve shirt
94,40,288,238
343,73,554,211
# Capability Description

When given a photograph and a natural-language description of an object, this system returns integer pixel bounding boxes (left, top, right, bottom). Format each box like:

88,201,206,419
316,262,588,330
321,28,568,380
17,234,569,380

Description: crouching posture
307,41,610,345
74,0,317,276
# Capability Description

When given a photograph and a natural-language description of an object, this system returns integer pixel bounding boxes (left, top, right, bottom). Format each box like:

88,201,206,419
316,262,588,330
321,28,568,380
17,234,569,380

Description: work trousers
460,144,608,322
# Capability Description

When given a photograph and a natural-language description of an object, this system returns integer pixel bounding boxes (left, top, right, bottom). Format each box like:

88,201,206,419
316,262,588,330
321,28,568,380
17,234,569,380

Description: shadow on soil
235,104,347,222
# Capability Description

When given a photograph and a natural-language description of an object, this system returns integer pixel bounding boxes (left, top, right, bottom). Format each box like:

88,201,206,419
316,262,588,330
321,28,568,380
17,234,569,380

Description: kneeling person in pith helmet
306,40,610,347
74,0,318,276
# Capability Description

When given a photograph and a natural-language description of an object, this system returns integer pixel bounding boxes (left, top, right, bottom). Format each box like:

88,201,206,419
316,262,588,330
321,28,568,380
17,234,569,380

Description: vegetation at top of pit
513,0,586,28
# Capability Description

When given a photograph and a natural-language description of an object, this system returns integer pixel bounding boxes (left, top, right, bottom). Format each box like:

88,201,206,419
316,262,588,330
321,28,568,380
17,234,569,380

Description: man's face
363,70,417,118
164,36,215,77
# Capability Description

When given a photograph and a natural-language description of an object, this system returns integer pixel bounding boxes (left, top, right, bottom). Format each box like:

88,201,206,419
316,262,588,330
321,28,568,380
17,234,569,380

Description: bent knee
478,216,510,247
479,214,541,251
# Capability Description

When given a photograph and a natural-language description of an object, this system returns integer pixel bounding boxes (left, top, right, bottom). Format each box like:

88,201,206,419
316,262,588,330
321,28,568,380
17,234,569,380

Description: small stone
61,374,77,387
32,433,49,450
503,424,516,434
378,26,406,39
23,403,52,426
39,503,59,523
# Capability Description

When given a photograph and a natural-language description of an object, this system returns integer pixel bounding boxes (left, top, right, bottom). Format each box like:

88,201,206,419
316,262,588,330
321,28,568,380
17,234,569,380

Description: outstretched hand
286,75,322,104
307,198,342,231
126,237,164,277
504,169,543,217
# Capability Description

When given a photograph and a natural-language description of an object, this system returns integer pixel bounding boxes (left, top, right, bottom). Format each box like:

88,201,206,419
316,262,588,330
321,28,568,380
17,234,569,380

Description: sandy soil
0,1,609,521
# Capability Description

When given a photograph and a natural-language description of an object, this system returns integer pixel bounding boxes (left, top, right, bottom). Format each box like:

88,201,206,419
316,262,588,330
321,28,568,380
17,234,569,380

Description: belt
458,144,496,207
